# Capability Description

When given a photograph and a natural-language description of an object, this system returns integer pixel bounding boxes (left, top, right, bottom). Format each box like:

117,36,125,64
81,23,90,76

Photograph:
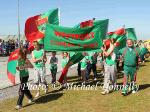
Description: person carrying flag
101,39,117,95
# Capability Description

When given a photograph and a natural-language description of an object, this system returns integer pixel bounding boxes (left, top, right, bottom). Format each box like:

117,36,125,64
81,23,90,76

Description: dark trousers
86,63,97,79
140,54,145,62
51,68,57,83
77,63,81,77
17,76,33,106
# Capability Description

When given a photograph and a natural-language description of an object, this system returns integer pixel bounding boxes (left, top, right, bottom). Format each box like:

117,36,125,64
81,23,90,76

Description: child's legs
77,63,81,77
92,64,97,78
17,92,24,106
22,76,33,100
40,68,48,89
63,75,67,84
17,76,28,106
86,63,92,80
51,68,57,83
81,69,86,82
34,68,40,85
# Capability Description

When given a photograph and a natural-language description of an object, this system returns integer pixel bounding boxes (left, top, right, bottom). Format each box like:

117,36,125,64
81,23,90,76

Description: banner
44,19,109,51
58,19,107,83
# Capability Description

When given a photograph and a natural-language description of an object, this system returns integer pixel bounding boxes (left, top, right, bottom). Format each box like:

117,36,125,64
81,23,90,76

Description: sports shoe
132,90,137,94
45,88,48,94
28,98,34,104
35,92,40,98
15,105,22,110
82,81,86,85
121,91,128,96
122,93,127,96
94,78,97,81
101,90,109,95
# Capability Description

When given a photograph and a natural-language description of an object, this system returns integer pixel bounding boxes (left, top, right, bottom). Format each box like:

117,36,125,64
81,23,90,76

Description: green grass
0,59,150,112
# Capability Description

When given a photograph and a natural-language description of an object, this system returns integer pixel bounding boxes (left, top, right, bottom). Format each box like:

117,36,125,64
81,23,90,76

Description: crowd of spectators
0,39,29,56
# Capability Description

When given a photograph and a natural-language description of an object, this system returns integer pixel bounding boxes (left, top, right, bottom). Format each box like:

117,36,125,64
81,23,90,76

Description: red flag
80,20,93,28
107,28,126,49
114,28,125,35
25,15,44,43
25,9,59,44
7,48,20,85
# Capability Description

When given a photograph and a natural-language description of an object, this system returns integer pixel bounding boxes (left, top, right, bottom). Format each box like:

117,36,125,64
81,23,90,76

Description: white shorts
34,67,46,84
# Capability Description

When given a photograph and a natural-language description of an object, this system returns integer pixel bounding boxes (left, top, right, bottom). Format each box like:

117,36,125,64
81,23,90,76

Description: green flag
44,19,109,52
126,28,137,41
37,8,59,35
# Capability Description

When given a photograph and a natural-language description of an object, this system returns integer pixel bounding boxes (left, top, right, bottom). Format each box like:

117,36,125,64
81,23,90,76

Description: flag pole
58,7,61,25
123,24,126,36
17,0,21,48
123,25,125,29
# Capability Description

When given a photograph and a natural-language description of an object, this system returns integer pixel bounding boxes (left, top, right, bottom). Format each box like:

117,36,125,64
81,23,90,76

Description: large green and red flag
56,19,109,83
25,8,59,44
59,19,95,83
107,28,126,49
44,19,108,52
7,49,19,85
126,28,137,41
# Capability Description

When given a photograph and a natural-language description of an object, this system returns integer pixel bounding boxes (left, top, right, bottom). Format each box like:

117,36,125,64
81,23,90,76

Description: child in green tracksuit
50,52,58,84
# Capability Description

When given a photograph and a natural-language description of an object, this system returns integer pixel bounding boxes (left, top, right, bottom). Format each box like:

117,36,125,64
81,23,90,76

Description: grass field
0,59,150,112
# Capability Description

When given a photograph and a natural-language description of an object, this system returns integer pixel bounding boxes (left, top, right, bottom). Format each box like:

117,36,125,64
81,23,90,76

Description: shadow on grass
138,84,150,91
23,102,35,108
145,59,150,62
67,76,79,80
50,89,64,93
116,72,124,79
139,64,146,67
34,93,63,104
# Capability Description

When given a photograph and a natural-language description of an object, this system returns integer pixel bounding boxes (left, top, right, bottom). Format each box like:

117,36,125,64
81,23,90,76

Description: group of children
15,40,149,109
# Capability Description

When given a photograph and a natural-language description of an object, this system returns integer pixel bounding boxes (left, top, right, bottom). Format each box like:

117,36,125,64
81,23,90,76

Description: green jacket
120,47,140,66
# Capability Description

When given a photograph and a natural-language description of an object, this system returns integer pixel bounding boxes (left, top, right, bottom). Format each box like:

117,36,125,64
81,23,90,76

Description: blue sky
0,0,150,40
